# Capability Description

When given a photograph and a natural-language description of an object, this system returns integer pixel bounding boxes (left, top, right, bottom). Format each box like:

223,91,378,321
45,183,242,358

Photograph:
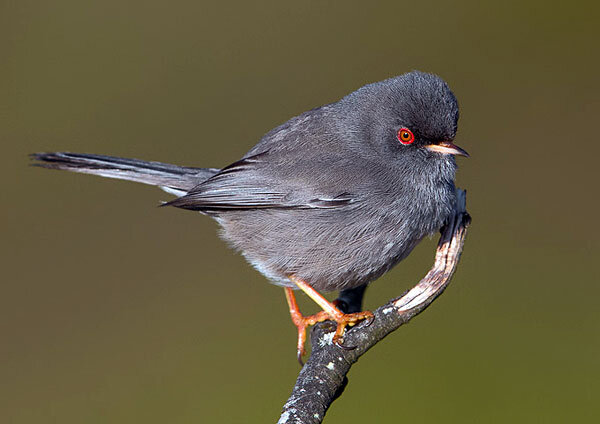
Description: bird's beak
424,141,469,157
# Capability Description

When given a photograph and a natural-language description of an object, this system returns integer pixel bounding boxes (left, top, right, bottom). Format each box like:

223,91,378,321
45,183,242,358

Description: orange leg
284,287,329,364
284,276,374,364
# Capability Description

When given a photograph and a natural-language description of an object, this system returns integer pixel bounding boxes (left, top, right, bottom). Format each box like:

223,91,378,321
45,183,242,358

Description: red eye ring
397,128,415,145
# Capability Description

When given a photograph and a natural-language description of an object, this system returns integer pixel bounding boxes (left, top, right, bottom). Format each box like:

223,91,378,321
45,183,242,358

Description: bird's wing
163,152,356,211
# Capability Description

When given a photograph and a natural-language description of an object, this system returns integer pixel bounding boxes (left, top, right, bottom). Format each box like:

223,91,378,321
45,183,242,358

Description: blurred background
2,1,599,422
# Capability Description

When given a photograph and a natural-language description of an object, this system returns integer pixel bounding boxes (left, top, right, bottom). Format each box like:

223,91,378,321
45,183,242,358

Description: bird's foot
284,286,374,365
327,307,375,348
287,308,331,365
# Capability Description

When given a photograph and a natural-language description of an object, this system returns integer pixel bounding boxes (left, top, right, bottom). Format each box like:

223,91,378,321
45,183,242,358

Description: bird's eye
397,128,415,145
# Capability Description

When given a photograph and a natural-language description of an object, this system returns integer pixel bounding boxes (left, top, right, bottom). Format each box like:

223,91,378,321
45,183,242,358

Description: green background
2,1,599,422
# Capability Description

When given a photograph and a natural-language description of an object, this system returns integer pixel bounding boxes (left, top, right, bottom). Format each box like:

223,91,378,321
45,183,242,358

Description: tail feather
31,152,218,193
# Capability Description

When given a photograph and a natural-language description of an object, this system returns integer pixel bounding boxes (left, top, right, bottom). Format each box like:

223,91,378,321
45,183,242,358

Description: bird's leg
288,276,374,354
284,287,330,364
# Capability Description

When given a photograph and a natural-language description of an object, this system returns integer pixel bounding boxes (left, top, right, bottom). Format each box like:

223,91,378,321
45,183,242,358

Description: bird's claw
290,309,374,364
330,310,375,350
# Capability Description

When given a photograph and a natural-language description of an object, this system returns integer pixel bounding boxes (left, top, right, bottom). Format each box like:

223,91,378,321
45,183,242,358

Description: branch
278,189,471,424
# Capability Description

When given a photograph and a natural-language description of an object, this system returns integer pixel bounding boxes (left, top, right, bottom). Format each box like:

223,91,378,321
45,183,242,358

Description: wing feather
163,152,355,211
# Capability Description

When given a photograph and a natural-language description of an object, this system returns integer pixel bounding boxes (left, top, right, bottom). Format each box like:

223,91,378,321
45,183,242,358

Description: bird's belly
215,204,446,292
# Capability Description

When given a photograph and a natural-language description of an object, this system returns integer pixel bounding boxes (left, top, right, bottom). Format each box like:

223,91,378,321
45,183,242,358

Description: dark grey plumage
33,71,463,293
31,152,218,195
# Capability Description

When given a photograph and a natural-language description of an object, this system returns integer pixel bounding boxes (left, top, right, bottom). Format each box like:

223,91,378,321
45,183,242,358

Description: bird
32,70,468,362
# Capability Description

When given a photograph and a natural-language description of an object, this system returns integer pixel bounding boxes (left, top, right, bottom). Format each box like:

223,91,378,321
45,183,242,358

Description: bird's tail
31,152,218,196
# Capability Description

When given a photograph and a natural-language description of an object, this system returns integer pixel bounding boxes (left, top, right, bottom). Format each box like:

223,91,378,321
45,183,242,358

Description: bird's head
342,71,468,159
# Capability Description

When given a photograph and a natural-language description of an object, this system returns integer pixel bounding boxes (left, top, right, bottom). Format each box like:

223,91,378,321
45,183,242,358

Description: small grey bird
32,71,468,361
